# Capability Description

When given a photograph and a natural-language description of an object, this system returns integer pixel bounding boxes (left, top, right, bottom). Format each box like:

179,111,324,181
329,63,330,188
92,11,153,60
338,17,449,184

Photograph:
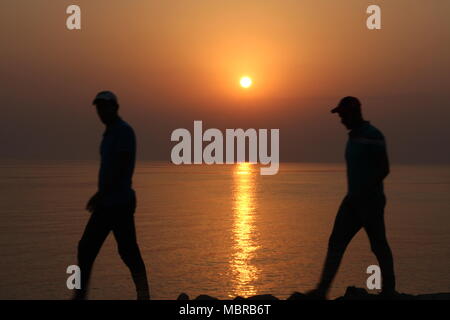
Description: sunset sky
2,0,450,163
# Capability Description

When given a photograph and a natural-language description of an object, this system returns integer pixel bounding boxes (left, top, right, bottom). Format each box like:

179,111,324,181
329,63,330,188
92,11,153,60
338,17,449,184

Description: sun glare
240,76,252,89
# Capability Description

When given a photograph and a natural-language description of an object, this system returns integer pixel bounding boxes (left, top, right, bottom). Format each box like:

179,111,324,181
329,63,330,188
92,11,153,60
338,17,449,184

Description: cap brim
331,106,340,113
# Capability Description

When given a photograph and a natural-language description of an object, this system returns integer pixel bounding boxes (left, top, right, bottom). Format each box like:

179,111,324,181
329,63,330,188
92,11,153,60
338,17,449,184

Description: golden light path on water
229,162,260,298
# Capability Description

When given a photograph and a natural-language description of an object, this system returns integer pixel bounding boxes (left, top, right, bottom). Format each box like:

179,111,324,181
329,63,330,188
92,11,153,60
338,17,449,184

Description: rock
194,294,219,300
415,293,450,300
338,287,450,300
174,288,450,301
344,286,371,298
341,286,380,300
247,294,279,300
177,293,190,300
287,292,309,300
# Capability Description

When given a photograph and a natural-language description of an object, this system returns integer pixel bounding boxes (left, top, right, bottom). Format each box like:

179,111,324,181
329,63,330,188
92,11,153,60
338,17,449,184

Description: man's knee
77,237,93,259
370,239,391,257
77,236,103,263
118,242,141,264
77,241,91,266
327,235,347,254
77,238,87,254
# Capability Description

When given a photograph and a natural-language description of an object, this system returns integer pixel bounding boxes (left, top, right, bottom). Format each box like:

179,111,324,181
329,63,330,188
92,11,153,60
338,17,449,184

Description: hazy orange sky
2,1,450,163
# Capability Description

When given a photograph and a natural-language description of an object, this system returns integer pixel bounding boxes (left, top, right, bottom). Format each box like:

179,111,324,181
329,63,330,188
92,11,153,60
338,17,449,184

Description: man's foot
72,289,87,300
137,292,150,300
132,272,150,300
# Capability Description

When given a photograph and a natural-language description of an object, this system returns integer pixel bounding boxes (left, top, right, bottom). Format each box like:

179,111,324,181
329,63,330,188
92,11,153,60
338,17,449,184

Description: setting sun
240,76,252,88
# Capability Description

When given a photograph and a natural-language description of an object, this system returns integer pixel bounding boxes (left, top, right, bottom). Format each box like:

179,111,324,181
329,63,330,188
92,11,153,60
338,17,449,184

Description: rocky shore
176,286,450,301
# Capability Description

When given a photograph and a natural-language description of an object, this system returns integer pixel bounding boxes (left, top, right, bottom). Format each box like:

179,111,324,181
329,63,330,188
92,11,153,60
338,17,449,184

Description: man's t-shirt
98,118,136,206
345,121,389,197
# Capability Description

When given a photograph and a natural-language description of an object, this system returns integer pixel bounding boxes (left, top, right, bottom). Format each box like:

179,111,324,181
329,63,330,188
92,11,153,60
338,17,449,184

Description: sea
0,161,449,299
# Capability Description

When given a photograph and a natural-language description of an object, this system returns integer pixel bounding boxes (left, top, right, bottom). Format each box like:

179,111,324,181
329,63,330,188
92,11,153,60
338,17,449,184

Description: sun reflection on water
229,162,260,298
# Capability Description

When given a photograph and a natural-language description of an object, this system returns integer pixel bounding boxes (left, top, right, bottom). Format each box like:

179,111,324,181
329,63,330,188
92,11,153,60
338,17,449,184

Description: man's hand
86,192,101,213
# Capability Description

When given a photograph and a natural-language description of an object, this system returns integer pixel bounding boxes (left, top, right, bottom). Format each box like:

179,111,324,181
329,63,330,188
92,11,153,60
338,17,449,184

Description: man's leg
75,209,112,300
112,206,150,300
315,197,362,297
362,196,396,293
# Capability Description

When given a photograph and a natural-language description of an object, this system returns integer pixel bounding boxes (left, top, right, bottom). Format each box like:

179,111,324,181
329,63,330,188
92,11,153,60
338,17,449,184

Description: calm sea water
0,161,449,299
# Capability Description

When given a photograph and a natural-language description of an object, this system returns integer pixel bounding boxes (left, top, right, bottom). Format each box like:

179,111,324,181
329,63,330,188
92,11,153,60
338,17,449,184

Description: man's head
331,96,363,130
92,91,119,125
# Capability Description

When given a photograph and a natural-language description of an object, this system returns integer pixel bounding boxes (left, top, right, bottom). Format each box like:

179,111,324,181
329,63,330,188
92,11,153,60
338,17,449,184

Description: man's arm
86,151,132,212
372,142,389,180
365,136,389,191
106,125,135,191
88,125,134,210
108,150,133,190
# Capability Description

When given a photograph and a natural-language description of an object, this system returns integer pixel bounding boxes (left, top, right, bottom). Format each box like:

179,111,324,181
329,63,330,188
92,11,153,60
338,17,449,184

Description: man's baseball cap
331,96,361,114
92,91,118,105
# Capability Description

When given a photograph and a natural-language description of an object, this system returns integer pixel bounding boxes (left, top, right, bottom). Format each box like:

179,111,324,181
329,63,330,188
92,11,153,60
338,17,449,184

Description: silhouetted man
309,96,396,299
74,91,150,300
